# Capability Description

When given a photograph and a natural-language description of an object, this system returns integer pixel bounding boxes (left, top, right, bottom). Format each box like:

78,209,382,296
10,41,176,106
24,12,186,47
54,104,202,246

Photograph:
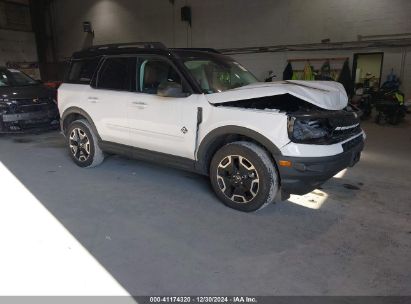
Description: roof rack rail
85,42,167,51
172,47,220,54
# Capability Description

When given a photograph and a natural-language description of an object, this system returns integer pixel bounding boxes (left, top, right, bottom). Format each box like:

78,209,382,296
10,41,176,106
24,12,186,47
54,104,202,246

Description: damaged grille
328,114,362,143
328,114,359,129
331,124,362,139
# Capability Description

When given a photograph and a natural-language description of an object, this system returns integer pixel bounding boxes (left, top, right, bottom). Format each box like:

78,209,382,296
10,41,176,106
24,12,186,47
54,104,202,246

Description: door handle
88,97,99,103
131,101,147,108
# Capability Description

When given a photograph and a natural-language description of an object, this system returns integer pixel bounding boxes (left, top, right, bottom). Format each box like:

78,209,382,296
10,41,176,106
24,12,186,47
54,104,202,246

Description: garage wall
52,0,411,53
0,0,37,66
0,28,37,66
186,0,411,48
51,0,411,97
52,0,175,60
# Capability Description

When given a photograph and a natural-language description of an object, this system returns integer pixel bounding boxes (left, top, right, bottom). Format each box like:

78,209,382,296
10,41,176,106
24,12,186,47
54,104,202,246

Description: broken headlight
288,116,331,143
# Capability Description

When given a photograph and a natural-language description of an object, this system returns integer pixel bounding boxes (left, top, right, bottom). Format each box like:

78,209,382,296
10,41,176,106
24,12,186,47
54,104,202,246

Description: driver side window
138,59,182,94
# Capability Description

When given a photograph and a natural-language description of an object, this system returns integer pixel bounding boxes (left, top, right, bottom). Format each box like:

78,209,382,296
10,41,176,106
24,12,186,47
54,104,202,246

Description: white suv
58,42,365,212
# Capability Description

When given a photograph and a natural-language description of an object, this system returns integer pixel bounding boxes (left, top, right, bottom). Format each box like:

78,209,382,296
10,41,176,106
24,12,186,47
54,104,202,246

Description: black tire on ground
210,141,279,212
66,119,104,168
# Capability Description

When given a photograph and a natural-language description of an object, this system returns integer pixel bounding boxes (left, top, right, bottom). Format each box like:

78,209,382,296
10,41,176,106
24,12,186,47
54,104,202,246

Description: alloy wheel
69,127,91,162
216,155,260,203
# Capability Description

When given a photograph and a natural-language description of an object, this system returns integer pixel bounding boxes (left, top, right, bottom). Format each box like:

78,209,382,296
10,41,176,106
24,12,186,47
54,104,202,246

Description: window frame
94,55,137,92
135,54,193,96
65,57,101,85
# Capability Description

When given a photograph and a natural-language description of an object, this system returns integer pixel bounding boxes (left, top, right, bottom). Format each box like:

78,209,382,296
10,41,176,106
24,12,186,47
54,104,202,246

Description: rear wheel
210,141,278,212
66,119,104,168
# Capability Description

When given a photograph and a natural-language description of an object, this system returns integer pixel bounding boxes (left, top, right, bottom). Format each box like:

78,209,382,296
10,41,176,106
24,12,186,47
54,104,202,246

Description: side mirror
157,81,188,98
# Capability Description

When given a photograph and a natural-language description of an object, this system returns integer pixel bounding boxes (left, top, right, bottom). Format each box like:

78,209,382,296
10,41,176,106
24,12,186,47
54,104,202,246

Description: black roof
71,42,226,60
171,48,233,61
72,47,171,59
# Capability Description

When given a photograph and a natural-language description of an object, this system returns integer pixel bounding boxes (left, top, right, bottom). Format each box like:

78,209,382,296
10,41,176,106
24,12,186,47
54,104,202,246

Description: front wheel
210,141,279,212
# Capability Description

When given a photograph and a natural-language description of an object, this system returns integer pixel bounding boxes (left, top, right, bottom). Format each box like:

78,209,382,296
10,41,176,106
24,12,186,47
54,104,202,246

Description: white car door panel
87,56,136,145
86,88,130,144
127,93,202,159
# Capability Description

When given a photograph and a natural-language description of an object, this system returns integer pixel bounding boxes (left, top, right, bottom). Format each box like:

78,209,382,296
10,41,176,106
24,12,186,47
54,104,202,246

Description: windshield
183,57,258,93
0,69,38,87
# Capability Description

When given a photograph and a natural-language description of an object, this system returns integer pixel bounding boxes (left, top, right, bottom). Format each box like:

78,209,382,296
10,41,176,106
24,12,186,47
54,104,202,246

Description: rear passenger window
97,57,135,91
67,58,100,84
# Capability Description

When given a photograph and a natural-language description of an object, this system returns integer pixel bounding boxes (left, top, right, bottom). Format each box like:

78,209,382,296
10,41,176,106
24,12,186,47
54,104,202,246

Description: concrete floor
0,118,410,296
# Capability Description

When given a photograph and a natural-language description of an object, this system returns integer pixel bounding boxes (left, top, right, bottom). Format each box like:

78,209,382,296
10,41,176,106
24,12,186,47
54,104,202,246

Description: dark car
0,67,59,133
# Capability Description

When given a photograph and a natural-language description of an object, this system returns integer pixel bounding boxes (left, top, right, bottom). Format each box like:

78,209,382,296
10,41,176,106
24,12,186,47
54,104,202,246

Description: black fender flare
195,125,282,174
60,107,101,140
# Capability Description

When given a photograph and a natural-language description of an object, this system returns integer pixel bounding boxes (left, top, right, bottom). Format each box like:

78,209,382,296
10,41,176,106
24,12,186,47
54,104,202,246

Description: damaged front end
215,92,362,145
209,81,364,198
0,98,59,133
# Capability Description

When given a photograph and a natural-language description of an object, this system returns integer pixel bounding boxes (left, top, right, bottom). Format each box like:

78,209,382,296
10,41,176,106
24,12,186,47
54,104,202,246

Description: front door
127,57,201,159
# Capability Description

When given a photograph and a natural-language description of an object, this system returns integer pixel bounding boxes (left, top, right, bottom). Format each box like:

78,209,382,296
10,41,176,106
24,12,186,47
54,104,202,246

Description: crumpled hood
206,80,348,110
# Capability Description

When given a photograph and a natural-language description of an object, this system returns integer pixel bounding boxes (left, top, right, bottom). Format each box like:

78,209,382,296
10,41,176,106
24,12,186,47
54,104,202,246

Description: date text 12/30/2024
149,297,258,303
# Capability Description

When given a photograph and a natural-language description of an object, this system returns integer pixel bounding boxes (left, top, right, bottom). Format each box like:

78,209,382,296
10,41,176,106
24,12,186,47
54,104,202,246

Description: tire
210,141,279,212
66,119,104,168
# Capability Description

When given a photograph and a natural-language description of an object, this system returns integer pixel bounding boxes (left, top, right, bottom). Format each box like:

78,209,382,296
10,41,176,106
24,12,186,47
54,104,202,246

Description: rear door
127,56,201,159
87,56,136,144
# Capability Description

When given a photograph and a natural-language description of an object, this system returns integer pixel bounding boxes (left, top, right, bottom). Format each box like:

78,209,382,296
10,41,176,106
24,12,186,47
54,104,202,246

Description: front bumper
278,134,364,198
0,106,59,133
